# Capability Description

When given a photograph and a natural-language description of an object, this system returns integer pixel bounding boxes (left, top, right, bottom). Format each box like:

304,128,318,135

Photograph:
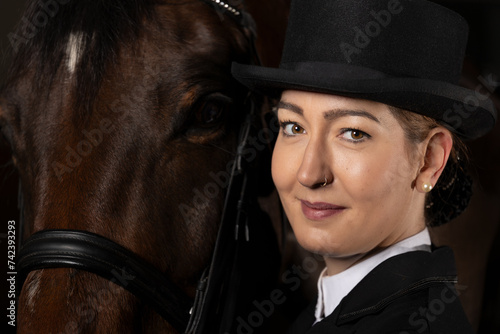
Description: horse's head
0,0,287,332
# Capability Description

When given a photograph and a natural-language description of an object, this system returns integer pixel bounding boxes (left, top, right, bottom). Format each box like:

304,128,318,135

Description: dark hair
388,106,472,226
7,0,156,117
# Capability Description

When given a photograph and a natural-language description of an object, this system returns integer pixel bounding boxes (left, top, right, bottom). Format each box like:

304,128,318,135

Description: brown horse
0,0,290,333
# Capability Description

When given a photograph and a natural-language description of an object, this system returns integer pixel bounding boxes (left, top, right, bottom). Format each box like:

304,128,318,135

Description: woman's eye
340,129,370,142
282,123,305,136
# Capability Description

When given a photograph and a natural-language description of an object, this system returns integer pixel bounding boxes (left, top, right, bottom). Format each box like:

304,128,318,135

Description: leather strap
186,2,266,332
16,230,192,333
185,114,253,333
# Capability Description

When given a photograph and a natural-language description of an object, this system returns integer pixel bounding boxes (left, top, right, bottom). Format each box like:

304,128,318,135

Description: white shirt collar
314,228,431,323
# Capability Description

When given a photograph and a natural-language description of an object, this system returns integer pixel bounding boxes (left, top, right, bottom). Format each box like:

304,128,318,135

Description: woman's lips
300,200,346,220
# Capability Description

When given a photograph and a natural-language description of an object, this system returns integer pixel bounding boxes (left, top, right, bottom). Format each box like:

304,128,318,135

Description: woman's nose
296,139,333,189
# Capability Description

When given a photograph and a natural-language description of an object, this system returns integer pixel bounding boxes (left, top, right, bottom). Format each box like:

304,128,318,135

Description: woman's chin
295,233,344,257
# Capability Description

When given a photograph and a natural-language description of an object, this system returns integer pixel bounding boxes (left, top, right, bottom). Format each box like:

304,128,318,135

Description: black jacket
287,247,473,333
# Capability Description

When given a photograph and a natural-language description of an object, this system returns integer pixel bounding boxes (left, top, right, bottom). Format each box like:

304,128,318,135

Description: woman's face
272,90,427,258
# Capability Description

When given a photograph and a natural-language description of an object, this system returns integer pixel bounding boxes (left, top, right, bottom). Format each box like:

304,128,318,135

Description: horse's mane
7,0,157,115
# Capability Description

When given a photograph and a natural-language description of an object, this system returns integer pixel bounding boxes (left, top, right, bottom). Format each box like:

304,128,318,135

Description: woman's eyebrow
276,100,380,124
276,101,303,115
323,109,380,123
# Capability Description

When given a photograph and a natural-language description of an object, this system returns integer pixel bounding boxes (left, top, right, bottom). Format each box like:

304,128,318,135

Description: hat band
279,61,390,81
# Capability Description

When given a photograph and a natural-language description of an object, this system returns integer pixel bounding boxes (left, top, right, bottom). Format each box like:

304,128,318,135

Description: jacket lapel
289,246,458,333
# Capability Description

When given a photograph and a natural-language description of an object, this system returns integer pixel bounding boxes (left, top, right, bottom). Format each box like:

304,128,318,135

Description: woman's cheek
336,153,374,192
340,152,394,200
271,143,292,191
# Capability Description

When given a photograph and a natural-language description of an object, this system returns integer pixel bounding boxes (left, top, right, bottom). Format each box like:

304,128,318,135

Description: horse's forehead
89,6,248,129
64,4,243,78
4,1,250,146
149,6,247,64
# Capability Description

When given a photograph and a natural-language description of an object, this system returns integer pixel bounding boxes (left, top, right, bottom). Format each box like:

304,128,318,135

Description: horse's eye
183,93,236,142
194,94,232,128
197,101,225,126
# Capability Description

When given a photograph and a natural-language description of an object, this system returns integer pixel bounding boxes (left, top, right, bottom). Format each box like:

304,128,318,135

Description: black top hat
232,0,497,140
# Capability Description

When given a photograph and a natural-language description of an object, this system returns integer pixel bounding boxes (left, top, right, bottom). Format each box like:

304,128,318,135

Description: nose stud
321,176,328,187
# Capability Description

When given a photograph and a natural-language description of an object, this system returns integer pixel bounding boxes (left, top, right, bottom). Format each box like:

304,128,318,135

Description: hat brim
232,62,497,140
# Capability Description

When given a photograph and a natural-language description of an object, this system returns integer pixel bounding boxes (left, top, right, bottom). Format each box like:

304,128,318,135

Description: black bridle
17,229,193,331
16,2,266,333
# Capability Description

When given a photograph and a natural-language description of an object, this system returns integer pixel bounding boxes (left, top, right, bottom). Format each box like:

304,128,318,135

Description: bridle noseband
17,230,192,331
16,2,263,334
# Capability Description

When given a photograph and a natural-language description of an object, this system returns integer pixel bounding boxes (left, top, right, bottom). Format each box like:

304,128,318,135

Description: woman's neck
323,249,382,276
323,225,428,276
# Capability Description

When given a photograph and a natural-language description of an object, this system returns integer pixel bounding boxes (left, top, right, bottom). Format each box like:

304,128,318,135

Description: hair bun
426,157,473,226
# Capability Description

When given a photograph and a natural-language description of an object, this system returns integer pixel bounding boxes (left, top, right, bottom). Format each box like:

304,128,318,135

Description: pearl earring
422,183,433,193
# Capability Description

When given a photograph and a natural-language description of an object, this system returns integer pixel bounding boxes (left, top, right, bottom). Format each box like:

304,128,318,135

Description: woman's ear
415,127,453,193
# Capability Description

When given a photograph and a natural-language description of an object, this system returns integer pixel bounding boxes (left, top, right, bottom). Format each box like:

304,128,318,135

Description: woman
232,0,497,333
